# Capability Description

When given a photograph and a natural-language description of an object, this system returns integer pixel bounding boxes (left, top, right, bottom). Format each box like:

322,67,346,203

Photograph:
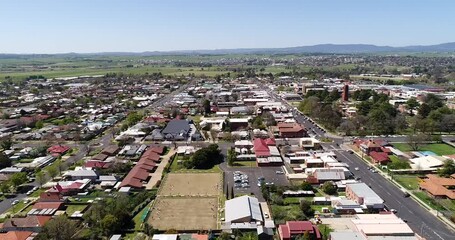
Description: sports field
159,173,221,196
148,172,222,230
148,197,218,230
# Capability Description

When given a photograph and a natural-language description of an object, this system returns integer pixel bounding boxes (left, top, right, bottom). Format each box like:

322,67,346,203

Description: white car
355,167,359,171
12,200,19,205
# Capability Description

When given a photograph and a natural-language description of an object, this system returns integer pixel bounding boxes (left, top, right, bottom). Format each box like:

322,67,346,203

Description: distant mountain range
2,42,455,57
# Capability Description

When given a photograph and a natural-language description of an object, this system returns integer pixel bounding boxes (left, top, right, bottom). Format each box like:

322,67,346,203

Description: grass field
149,172,222,230
148,197,218,230
65,204,88,215
392,143,455,156
159,173,221,196
393,175,420,190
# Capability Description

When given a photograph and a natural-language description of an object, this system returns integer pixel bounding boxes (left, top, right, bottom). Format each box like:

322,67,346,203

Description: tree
227,148,237,166
321,181,337,195
299,200,314,218
438,160,455,177
36,171,47,187
101,214,120,236
0,152,12,169
47,165,59,180
203,99,211,115
300,181,314,191
36,215,76,240
338,120,356,136
406,97,420,115
35,120,44,129
10,172,27,189
0,137,13,150
418,103,431,118
406,134,428,151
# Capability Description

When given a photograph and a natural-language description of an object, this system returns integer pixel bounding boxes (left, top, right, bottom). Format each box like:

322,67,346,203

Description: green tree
438,160,455,177
36,171,47,187
406,133,428,151
47,165,59,180
36,215,76,240
300,181,314,191
10,172,28,189
321,181,337,195
299,200,314,218
203,99,211,115
418,103,431,118
406,97,420,115
0,137,13,150
227,148,237,166
101,214,120,236
0,152,12,169
35,120,44,129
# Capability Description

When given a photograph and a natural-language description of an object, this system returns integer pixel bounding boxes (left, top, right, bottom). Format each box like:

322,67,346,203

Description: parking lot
224,166,289,201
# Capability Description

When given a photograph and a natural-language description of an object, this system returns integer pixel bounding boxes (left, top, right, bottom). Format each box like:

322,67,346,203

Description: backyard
392,143,455,156
393,174,421,190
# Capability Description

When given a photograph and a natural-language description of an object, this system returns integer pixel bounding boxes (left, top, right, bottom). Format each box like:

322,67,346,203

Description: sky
0,0,454,53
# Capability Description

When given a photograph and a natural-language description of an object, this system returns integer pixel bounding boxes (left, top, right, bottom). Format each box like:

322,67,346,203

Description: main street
268,89,455,239
329,143,454,240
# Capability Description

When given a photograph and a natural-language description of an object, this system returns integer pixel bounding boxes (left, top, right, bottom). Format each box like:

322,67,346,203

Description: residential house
161,119,191,141
277,122,306,138
419,174,455,200
278,221,322,240
0,215,52,232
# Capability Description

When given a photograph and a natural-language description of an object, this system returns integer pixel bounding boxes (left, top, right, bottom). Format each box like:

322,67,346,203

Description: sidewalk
145,148,176,190
347,144,455,230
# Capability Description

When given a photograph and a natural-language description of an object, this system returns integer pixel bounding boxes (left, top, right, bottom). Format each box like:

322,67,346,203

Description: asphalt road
329,143,454,240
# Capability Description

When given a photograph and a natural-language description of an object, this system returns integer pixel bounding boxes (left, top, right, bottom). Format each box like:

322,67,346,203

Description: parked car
276,170,284,174
12,200,19,205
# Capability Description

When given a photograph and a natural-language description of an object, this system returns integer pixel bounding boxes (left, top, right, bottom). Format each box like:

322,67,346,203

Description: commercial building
346,183,384,210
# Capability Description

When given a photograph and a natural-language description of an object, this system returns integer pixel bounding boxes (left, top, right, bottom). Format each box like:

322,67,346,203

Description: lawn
169,156,222,173
393,174,420,190
65,204,88,215
133,203,151,230
413,191,445,211
232,161,257,167
392,143,455,156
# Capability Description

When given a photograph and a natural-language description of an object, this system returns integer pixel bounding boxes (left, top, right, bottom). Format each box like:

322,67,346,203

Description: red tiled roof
254,138,270,157
265,138,276,146
149,146,165,155
47,145,70,154
39,192,63,202
1,215,52,229
287,221,314,233
370,151,390,163
0,231,33,240
84,160,112,169
279,225,291,239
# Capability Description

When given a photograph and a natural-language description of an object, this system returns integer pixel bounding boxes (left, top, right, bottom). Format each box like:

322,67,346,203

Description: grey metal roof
162,119,190,135
347,183,384,205
225,195,262,223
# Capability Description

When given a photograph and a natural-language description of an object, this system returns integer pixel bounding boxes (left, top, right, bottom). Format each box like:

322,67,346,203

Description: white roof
409,155,445,170
225,195,262,223
152,234,179,240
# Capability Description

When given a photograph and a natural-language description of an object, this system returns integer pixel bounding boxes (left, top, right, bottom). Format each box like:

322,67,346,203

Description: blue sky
0,0,453,53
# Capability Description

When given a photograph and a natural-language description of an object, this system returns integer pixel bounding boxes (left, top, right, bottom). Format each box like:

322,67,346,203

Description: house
47,145,70,156
47,179,91,195
161,119,191,141
332,199,363,214
28,202,63,216
369,151,390,165
354,139,388,155
278,221,322,240
346,183,384,210
229,118,250,131
0,215,52,232
419,174,455,199
0,167,24,174
38,192,63,202
0,231,34,240
84,160,112,169
101,145,120,156
313,169,346,183
63,168,98,181
277,122,306,138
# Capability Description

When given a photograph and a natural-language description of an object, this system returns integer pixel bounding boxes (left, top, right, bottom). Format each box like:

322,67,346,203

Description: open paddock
159,173,221,197
148,196,218,231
